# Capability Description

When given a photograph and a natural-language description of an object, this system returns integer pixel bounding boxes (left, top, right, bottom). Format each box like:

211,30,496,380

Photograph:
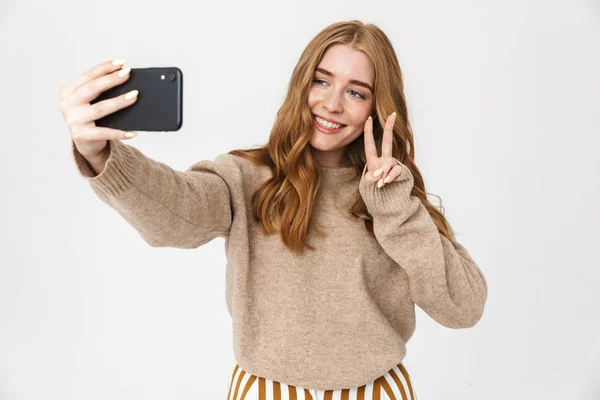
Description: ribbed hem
71,140,97,178
71,139,137,197
358,160,414,217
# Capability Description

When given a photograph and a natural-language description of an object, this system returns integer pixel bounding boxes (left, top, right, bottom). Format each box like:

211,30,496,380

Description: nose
322,88,343,114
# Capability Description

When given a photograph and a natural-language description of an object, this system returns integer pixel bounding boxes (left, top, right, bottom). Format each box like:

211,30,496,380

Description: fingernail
124,131,137,138
384,176,391,183
374,168,383,177
377,178,384,188
367,116,372,121
112,59,127,66
117,68,131,77
124,90,139,100
391,112,396,117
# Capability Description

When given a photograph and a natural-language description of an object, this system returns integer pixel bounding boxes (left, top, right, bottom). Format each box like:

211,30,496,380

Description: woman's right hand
58,59,139,160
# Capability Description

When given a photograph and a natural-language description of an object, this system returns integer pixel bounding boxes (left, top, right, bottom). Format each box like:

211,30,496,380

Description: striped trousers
227,362,417,400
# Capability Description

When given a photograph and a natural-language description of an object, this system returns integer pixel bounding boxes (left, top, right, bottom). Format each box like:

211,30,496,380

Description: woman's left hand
363,112,403,188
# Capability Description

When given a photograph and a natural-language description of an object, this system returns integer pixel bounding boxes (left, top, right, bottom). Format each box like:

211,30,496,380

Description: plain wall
1,0,599,398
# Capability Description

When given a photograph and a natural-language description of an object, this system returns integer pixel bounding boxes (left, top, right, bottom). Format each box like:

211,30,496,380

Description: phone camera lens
166,72,176,82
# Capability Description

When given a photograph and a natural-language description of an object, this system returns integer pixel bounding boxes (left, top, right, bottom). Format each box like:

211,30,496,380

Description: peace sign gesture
363,112,403,189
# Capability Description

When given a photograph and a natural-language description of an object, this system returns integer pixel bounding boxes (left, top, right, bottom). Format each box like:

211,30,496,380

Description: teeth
315,116,342,129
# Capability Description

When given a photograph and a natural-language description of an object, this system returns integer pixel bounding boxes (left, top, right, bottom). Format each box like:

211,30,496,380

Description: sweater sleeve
71,139,244,249
358,162,488,329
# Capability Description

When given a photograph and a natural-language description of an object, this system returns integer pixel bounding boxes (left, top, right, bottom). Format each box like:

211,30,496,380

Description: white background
1,0,599,399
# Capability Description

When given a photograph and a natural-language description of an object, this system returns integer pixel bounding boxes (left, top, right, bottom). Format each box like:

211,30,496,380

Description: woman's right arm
60,59,243,248
71,138,243,248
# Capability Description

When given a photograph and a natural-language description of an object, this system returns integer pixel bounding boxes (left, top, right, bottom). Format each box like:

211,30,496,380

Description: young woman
59,20,487,400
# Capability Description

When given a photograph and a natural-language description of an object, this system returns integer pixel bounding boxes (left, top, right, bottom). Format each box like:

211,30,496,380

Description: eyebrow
315,67,374,93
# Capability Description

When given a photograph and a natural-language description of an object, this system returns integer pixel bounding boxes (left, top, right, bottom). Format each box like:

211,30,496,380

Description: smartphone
91,67,183,131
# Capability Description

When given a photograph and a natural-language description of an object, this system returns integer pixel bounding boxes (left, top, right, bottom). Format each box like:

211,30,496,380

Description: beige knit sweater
71,139,487,390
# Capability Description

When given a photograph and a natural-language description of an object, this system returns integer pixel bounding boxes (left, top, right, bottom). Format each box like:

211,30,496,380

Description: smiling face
308,44,375,167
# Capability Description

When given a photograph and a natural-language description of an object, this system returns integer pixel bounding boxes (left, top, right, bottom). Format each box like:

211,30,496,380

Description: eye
312,79,366,100
349,89,366,100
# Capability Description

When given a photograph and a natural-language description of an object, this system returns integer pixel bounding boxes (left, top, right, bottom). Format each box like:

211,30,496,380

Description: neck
311,146,349,168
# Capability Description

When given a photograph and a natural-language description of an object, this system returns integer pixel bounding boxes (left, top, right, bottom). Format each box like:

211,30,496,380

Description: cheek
307,89,319,108
348,106,372,127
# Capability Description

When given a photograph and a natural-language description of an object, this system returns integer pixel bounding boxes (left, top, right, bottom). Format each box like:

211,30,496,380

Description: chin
309,136,339,152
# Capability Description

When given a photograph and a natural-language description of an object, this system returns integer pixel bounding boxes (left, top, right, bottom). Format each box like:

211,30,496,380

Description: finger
74,125,138,142
376,158,399,188
59,59,127,101
363,116,378,170
69,67,132,107
378,164,403,188
381,112,396,159
65,89,139,126
363,164,379,183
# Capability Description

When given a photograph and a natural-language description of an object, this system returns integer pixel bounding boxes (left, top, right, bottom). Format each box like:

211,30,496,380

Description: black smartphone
91,67,183,131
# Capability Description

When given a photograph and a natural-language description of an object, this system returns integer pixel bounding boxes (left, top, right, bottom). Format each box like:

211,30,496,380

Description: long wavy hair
229,20,455,256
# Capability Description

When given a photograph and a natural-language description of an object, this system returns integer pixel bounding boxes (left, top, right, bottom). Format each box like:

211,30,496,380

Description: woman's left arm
359,161,488,329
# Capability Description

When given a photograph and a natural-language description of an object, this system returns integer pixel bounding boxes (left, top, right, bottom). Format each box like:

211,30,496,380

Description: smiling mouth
312,114,347,131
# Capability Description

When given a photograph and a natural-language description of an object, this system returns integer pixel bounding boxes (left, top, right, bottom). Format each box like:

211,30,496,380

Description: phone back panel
91,67,183,131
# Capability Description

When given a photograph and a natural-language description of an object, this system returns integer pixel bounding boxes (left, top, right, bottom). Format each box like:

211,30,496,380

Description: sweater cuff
71,139,137,197
358,159,415,217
